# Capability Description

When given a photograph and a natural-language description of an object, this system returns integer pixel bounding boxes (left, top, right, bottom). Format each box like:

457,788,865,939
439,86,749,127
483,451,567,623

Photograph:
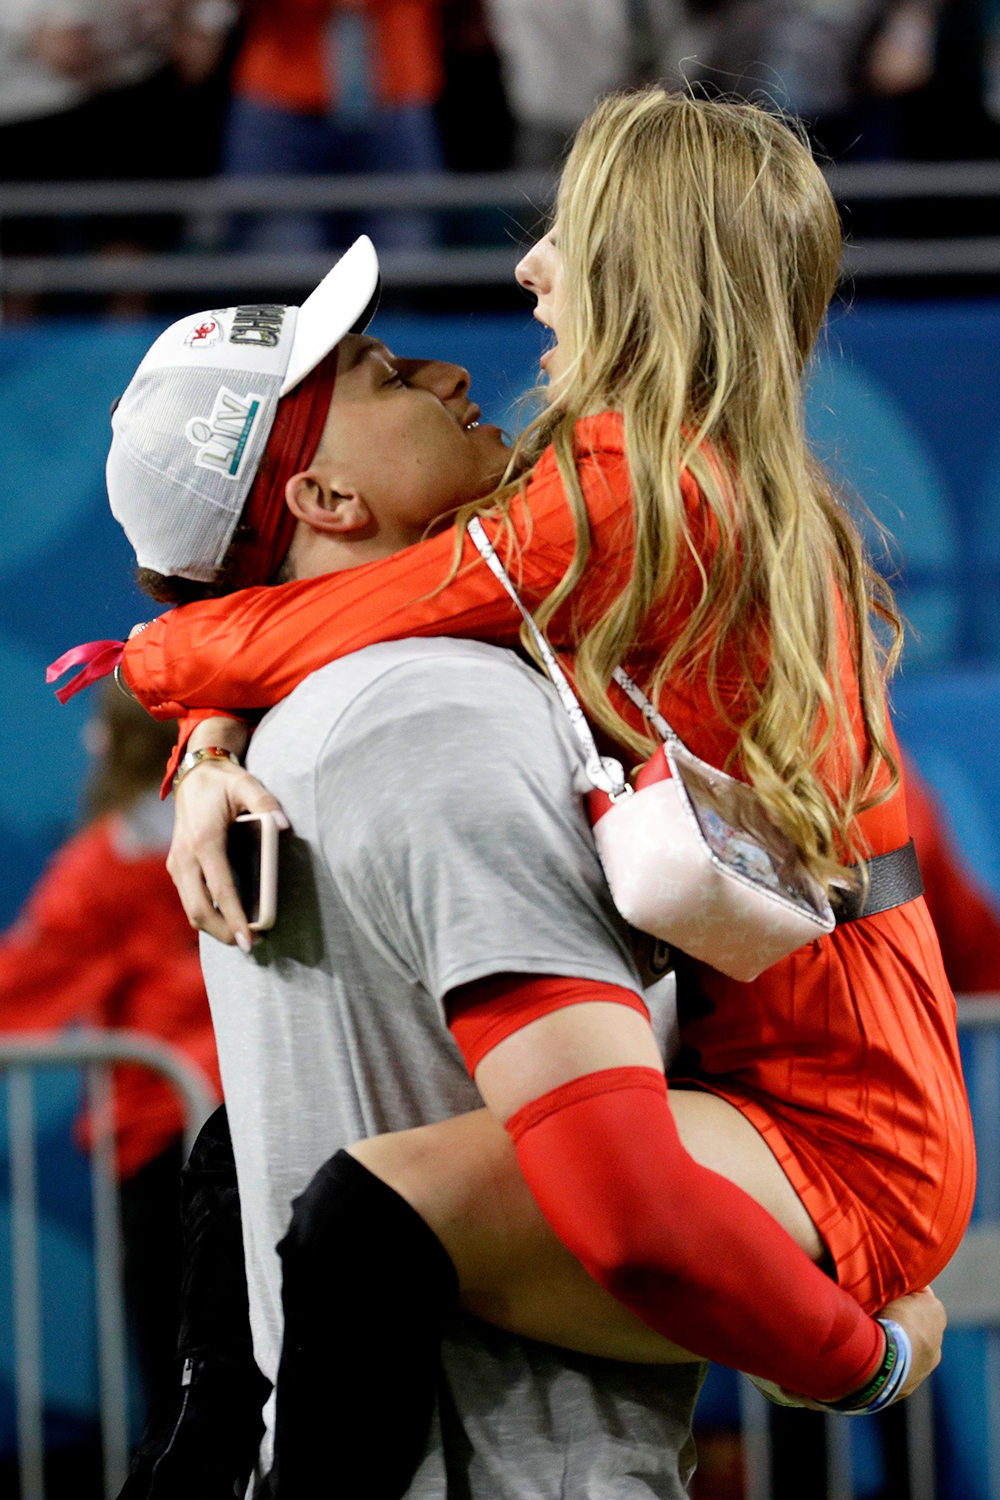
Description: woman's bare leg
349,1086,823,1365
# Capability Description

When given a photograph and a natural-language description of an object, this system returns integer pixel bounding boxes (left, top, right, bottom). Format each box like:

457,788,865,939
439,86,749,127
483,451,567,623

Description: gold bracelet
172,745,242,793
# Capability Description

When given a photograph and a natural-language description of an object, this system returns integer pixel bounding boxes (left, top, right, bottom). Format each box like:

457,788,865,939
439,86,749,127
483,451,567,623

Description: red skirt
677,896,977,1313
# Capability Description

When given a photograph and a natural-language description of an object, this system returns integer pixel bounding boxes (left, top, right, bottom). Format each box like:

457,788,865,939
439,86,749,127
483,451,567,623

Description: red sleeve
447,972,884,1401
121,435,639,722
509,1066,884,1402
0,823,131,1032
447,972,649,1073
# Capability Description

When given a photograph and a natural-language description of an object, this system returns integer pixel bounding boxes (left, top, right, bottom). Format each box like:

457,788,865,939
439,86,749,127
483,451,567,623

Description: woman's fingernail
235,932,252,954
273,812,290,831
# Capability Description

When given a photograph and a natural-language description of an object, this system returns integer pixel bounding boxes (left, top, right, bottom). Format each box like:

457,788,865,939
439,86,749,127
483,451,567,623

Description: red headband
233,349,339,587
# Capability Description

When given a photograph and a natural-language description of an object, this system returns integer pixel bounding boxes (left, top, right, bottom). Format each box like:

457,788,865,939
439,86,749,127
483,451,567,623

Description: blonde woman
112,89,964,1474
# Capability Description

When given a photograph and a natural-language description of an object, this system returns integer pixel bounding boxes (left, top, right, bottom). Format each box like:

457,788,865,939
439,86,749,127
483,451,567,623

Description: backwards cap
107,236,380,583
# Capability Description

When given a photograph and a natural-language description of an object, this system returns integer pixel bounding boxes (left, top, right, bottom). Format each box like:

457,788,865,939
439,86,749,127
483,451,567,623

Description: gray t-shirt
200,638,703,1498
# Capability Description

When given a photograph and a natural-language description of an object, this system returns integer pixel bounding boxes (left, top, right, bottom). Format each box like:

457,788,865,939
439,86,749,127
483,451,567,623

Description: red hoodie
233,0,444,115
0,806,221,1179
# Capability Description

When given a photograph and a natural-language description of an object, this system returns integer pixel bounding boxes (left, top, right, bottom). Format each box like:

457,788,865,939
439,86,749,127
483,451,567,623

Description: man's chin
474,421,510,448
473,424,514,491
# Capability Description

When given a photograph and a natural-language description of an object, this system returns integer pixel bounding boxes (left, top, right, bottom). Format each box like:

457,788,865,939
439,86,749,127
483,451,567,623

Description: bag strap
610,667,681,747
467,518,628,797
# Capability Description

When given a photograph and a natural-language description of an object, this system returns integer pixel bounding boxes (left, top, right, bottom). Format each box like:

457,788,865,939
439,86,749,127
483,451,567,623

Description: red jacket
0,811,221,1179
233,0,444,114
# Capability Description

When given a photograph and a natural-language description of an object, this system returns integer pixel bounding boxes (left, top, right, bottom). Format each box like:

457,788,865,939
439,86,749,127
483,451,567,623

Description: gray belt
834,839,924,924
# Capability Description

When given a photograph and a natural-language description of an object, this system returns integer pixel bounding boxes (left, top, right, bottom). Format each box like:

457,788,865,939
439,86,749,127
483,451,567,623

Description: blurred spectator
889,0,999,161
484,0,694,168
222,0,446,252
0,1,236,178
436,0,513,172
700,0,945,160
433,0,515,251
905,754,1000,994
0,1,237,315
985,0,1000,118
0,683,221,1412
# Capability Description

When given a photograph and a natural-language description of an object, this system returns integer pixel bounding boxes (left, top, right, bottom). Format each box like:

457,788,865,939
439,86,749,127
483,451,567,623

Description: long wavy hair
455,89,902,890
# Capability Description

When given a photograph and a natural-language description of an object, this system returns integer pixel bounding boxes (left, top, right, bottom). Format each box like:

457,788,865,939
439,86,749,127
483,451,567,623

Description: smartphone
227,811,281,932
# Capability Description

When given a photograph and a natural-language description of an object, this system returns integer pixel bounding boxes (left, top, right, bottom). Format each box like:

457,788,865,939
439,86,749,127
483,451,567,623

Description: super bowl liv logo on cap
185,387,263,479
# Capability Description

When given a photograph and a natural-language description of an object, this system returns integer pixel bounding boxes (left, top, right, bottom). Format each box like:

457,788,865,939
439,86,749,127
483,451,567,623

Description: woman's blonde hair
459,88,902,891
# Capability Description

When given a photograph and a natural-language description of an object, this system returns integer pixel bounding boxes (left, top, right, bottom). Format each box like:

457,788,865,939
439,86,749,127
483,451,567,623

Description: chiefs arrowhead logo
185,318,223,348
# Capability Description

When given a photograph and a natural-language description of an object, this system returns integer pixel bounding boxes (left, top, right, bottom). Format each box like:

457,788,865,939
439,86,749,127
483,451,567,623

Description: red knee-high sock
507,1066,883,1402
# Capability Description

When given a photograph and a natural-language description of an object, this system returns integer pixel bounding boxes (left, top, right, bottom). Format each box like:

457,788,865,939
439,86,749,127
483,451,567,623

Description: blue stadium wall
2,302,1000,1492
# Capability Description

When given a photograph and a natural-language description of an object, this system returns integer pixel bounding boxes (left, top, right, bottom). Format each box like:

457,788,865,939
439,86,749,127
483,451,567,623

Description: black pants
117,1109,269,1500
119,1143,185,1415
118,1111,457,1500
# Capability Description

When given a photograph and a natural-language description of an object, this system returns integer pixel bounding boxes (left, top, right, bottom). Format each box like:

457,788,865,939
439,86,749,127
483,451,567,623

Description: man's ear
284,470,373,536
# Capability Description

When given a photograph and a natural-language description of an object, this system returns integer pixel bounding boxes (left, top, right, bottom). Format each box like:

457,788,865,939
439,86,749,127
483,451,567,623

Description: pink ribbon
46,640,125,704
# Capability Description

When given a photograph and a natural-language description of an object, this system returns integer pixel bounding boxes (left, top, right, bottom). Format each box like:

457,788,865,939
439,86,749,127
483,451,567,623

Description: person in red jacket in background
0,682,221,1411
223,0,445,251
904,751,1000,994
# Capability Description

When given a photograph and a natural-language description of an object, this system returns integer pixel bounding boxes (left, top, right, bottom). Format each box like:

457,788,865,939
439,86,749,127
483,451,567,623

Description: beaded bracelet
822,1318,913,1416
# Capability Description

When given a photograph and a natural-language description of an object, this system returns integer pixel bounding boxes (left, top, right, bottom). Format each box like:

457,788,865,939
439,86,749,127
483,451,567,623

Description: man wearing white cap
81,238,708,1500
106,235,385,596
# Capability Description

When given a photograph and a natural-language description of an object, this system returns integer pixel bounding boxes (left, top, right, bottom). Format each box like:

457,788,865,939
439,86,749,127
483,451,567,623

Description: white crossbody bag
468,519,836,982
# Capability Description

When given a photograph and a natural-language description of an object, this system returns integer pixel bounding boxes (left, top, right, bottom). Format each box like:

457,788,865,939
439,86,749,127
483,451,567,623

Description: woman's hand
167,718,288,950
879,1286,946,1401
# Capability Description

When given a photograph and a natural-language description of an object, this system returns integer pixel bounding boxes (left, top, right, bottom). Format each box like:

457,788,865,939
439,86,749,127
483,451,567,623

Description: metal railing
1,1031,216,1500
738,1360,939,1500
4,160,1000,295
740,997,1000,1500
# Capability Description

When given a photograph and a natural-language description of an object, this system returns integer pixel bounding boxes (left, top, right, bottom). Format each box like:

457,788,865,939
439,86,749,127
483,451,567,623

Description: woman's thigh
349,1087,825,1364
667,1087,825,1263
351,1109,689,1363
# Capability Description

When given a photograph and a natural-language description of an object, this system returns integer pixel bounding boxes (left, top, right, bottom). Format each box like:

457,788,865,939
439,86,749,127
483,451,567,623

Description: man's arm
349,1064,946,1398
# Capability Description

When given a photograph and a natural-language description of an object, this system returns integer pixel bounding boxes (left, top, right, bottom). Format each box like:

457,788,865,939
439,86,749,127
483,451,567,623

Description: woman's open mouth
534,310,558,375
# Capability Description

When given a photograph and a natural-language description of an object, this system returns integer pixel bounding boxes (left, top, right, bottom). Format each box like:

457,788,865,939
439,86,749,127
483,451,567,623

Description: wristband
172,746,242,792
822,1318,913,1415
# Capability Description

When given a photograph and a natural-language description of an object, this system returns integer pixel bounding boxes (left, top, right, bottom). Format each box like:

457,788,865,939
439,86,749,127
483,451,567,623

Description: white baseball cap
107,236,380,583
